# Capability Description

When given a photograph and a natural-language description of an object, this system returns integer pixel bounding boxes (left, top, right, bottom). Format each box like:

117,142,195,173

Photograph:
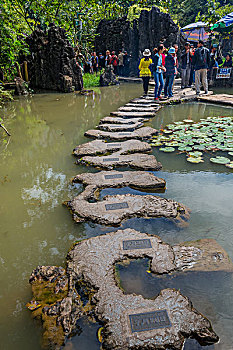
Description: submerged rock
73,139,152,157
29,229,226,349
84,126,158,140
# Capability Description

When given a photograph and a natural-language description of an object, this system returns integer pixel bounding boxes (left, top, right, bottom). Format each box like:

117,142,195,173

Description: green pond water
0,84,233,350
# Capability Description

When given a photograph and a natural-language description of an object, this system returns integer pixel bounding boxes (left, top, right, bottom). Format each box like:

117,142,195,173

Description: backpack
199,48,207,64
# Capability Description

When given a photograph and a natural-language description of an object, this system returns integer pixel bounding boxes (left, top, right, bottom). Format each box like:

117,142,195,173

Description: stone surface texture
100,66,119,86
98,122,143,132
28,230,223,350
100,116,146,124
26,25,83,92
66,186,189,226
72,170,166,190
84,126,158,140
111,111,156,118
77,152,162,170
73,139,152,157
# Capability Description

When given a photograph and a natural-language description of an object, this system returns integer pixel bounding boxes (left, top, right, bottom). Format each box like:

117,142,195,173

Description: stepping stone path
72,170,166,190
98,122,143,132
118,106,157,113
29,229,231,349
84,126,157,140
111,111,156,118
73,139,152,157
77,153,162,170
100,116,146,124
28,89,226,349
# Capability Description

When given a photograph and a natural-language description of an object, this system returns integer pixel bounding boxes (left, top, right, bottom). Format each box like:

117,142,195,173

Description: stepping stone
77,153,162,170
198,93,233,107
73,139,152,157
29,229,231,349
131,98,157,105
84,126,157,140
72,170,166,191
118,106,157,113
66,189,189,225
100,116,146,124
111,111,156,118
125,103,160,109
98,122,143,132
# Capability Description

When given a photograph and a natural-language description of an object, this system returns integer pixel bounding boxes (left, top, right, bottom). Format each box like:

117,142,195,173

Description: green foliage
0,86,13,107
83,72,101,88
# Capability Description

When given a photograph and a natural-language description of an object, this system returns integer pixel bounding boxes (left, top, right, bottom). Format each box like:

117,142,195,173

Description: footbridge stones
28,229,231,349
84,126,157,140
66,171,188,226
28,91,226,349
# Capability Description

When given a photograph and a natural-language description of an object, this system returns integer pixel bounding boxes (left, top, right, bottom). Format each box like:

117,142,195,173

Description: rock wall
26,25,83,92
95,7,181,75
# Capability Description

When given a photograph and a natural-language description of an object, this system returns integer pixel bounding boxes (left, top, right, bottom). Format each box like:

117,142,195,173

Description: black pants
142,77,150,95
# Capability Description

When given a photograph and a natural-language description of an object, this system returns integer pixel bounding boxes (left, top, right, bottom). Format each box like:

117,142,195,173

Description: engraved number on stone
105,202,129,211
123,239,152,250
129,310,171,333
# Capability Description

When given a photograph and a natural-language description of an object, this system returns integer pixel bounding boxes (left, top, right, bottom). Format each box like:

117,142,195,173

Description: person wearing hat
152,45,165,100
138,49,152,96
164,47,176,98
181,42,193,89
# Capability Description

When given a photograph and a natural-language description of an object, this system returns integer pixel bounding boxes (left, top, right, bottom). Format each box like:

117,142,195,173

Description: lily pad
188,151,203,157
210,156,231,164
187,157,204,163
159,147,176,153
228,152,233,156
225,162,233,169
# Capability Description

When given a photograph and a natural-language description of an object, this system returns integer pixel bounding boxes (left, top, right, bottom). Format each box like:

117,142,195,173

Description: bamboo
24,61,29,82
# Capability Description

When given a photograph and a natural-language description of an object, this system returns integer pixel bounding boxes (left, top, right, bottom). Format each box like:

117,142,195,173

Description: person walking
138,49,152,96
192,40,210,95
92,52,99,75
123,51,130,77
110,51,118,75
105,50,111,67
181,42,193,88
98,53,105,70
118,50,124,76
152,45,166,101
164,47,176,98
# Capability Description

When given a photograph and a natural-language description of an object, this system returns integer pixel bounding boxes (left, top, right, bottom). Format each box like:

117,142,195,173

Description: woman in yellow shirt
138,49,152,96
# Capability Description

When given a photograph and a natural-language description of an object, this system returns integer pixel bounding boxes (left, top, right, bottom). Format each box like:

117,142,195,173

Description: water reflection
0,86,233,350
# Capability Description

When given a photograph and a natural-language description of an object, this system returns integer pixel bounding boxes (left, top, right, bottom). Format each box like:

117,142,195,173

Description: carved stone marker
129,310,171,332
103,158,120,162
105,202,129,211
123,239,152,250
104,174,124,180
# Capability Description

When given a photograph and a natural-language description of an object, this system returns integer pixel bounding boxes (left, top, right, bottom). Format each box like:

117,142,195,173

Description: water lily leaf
188,151,203,157
183,119,194,123
159,147,176,152
187,157,204,163
210,157,231,164
225,162,233,169
228,152,233,156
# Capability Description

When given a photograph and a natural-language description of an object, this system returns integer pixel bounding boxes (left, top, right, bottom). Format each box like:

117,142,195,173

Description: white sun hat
143,49,151,57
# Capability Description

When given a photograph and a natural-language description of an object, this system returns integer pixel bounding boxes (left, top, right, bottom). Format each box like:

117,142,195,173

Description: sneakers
154,97,159,101
204,91,208,95
196,92,200,95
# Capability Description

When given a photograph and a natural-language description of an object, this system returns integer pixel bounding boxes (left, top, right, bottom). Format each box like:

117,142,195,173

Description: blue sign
216,68,232,79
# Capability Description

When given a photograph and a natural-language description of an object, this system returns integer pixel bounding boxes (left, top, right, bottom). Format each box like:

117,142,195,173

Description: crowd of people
82,50,131,77
139,40,233,100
